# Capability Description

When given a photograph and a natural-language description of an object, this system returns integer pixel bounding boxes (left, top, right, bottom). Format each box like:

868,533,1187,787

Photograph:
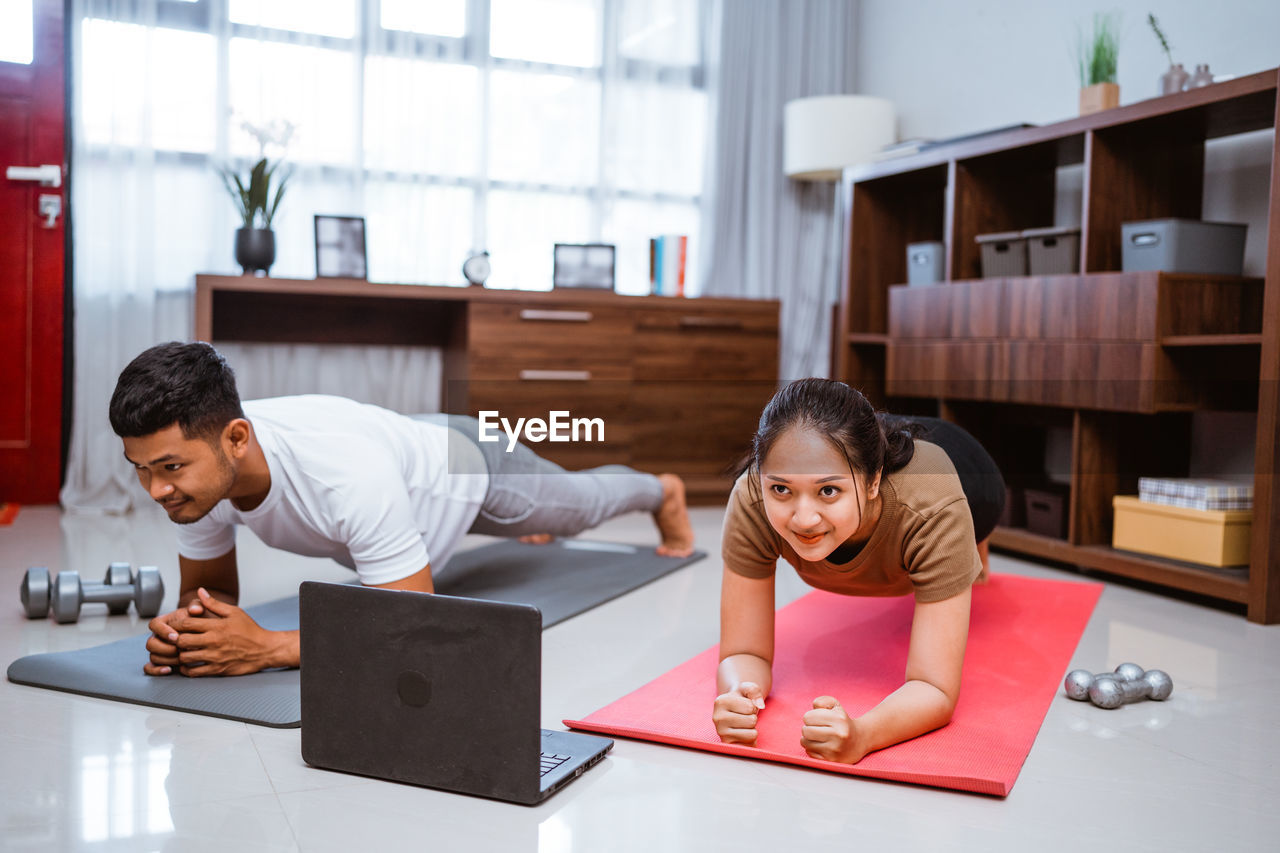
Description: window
229,0,357,39
489,0,601,68
0,0,33,65
76,0,711,294
380,0,466,38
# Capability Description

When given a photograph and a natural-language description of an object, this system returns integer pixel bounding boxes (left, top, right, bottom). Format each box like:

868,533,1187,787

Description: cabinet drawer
468,302,634,373
634,308,778,380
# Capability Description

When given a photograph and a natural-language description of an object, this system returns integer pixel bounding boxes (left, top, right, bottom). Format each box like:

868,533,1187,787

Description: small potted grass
1077,12,1120,115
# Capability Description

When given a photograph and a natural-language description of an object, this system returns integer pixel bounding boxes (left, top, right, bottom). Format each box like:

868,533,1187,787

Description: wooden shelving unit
835,68,1280,622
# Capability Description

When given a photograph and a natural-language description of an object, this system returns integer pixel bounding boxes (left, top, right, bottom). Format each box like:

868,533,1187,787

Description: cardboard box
976,231,1027,277
1120,219,1247,275
906,241,945,286
1025,485,1068,539
1022,226,1080,275
1112,495,1252,567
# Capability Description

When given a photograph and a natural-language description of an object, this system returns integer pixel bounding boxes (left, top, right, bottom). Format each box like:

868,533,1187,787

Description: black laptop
299,582,613,805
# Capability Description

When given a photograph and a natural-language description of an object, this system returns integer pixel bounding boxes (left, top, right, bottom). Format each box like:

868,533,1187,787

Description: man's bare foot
654,473,695,557
519,534,556,545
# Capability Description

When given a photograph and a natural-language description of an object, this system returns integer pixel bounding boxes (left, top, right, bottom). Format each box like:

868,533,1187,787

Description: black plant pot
235,227,276,276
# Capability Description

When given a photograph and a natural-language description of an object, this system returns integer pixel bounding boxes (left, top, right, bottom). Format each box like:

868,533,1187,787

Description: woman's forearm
717,653,773,696
854,679,956,758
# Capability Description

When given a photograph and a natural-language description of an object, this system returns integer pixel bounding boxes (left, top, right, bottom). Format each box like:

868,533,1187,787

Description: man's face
122,424,237,524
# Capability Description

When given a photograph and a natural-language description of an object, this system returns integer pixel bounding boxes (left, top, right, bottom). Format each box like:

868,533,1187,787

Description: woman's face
758,425,880,561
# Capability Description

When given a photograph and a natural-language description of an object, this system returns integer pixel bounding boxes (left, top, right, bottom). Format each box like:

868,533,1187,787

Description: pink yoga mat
566,573,1101,796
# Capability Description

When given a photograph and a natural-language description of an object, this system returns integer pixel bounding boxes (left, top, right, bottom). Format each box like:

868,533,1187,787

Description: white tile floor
2,501,1278,852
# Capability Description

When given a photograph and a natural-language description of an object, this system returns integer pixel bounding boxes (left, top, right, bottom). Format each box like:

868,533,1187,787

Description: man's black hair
109,342,245,440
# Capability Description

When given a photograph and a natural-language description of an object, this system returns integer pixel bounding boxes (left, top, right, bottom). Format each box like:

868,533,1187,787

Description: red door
1,0,65,504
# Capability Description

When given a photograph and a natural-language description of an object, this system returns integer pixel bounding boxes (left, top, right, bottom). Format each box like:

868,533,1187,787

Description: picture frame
553,243,616,290
314,215,368,279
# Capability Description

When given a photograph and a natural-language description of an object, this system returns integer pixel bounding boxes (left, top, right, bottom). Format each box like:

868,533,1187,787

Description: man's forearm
264,629,301,669
178,586,238,608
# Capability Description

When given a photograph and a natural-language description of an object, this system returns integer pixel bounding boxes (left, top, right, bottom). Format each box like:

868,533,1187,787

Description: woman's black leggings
901,416,1006,541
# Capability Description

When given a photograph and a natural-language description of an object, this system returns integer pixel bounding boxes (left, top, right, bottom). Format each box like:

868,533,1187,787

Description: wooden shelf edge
989,527,1251,603
890,271,1263,290
1160,334,1263,347
195,274,780,313
845,67,1279,183
847,333,890,345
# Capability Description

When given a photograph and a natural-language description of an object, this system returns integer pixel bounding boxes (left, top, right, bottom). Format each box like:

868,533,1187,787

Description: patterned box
1137,477,1253,511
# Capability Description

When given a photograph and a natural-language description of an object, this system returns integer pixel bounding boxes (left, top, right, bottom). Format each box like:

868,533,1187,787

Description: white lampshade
783,95,896,180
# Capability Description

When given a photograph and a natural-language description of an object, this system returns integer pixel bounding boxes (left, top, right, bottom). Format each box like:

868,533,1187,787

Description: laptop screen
299,582,544,802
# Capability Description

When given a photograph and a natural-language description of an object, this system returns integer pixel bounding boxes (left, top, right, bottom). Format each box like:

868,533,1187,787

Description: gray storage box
1023,225,1080,275
906,241,945,285
1121,219,1247,275
976,231,1027,277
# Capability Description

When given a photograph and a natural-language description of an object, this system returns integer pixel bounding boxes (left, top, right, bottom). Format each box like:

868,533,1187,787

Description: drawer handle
519,369,592,381
519,309,593,323
677,316,744,329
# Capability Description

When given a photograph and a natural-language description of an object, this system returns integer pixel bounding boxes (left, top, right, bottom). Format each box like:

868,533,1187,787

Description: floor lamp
782,95,896,376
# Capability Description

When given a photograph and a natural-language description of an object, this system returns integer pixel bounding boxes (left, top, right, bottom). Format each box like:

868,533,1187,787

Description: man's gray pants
415,414,663,538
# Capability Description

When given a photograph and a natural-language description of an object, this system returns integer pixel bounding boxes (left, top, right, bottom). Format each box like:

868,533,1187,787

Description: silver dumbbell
1063,663,1173,709
21,563,132,617
20,564,165,623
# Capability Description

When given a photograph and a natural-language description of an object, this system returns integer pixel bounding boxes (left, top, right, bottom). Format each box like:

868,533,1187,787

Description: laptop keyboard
540,752,572,777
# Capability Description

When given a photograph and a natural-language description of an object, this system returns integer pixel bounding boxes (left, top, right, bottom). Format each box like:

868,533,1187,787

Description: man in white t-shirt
110,342,694,677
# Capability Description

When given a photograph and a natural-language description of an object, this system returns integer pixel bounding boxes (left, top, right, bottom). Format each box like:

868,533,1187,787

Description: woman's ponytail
876,414,922,474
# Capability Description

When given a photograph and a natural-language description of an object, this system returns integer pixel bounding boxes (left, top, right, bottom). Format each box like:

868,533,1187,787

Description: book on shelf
648,234,688,296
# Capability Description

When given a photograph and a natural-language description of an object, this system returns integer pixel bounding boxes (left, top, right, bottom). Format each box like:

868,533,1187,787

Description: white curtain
61,0,718,511
700,0,858,380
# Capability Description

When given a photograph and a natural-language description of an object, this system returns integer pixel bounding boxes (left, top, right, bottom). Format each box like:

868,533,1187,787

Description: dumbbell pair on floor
1064,662,1173,709
20,563,165,624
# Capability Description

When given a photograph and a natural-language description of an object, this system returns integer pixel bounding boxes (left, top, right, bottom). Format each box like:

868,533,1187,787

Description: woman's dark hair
109,342,245,441
742,378,920,481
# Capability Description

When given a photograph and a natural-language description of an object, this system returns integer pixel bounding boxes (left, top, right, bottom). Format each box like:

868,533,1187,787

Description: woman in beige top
713,378,1005,764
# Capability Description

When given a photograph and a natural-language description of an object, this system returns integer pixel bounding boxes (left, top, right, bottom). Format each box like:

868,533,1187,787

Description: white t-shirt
176,396,489,585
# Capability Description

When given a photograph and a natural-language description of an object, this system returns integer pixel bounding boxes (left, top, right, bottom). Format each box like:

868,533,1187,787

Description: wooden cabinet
464,301,638,470
461,296,779,500
886,272,1263,411
630,306,780,498
195,276,779,504
834,68,1280,622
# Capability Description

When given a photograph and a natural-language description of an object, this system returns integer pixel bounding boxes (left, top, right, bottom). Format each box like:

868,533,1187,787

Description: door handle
519,369,592,381
519,309,593,323
6,164,62,188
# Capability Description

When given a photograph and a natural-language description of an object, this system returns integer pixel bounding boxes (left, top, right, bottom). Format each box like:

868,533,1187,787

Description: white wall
855,0,1280,141
855,0,1277,477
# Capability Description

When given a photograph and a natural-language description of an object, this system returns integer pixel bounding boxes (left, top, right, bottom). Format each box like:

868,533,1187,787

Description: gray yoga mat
6,538,705,728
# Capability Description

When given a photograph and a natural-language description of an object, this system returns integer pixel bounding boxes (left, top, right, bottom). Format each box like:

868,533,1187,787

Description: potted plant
1077,12,1120,115
1148,14,1187,95
218,119,294,276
